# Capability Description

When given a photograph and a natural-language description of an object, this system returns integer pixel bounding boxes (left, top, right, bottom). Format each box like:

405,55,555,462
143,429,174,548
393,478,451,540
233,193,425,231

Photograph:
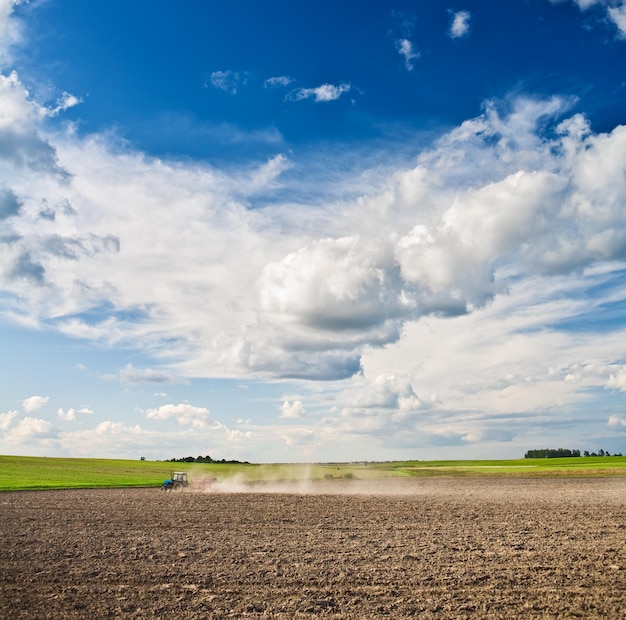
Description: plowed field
1,477,624,619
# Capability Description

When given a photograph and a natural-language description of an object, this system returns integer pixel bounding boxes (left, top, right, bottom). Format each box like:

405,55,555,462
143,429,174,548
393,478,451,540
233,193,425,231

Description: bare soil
1,477,625,619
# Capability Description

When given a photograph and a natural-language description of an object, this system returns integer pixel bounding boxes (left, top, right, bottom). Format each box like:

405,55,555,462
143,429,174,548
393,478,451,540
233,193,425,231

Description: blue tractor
161,471,189,491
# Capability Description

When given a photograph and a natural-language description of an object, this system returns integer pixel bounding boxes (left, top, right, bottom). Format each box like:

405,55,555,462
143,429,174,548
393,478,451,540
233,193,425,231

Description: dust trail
187,476,626,501
195,475,432,496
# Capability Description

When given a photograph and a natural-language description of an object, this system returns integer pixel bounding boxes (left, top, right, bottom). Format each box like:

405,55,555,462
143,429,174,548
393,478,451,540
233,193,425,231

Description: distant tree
583,451,590,457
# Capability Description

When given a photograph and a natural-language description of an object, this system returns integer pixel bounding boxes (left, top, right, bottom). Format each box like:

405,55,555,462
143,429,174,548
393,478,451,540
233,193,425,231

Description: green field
0,455,625,491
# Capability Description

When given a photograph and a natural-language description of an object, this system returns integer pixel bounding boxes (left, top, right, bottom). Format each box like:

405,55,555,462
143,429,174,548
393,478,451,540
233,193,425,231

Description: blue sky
1,0,626,461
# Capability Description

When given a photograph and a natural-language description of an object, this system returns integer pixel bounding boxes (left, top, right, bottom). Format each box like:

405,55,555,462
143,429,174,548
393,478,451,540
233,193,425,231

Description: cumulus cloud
280,400,306,419
0,410,17,429
5,416,56,444
264,76,293,88
145,403,211,428
608,414,626,428
57,407,75,421
4,82,626,386
352,375,422,411
606,366,626,391
2,0,626,395
332,259,626,455
55,420,155,457
51,418,252,459
396,39,419,71
286,82,351,102
57,406,93,421
22,395,49,412
448,10,471,38
0,71,66,174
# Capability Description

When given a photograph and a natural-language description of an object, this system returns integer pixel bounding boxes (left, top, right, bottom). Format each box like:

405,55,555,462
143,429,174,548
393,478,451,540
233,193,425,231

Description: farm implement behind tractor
161,471,216,491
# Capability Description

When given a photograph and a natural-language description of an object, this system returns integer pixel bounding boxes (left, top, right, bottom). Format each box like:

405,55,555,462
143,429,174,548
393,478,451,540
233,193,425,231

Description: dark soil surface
1,477,625,619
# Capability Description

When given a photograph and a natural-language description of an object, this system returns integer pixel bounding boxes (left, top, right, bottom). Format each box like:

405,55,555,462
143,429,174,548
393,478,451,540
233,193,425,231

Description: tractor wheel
173,481,183,491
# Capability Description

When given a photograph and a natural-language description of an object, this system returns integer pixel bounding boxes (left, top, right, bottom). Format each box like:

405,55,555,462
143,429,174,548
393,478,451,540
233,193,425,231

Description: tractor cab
162,471,189,491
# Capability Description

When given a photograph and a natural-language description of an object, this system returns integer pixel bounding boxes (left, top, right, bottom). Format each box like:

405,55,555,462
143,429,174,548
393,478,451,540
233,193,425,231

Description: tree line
524,448,622,458
164,455,249,464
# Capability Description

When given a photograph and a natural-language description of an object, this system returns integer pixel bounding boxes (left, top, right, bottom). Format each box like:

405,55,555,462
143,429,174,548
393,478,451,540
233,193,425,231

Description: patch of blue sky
22,0,625,160
547,269,626,334
553,299,626,334
48,303,153,328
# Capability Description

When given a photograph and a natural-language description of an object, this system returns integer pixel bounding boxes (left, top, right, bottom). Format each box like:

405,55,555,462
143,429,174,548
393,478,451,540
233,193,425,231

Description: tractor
161,471,190,491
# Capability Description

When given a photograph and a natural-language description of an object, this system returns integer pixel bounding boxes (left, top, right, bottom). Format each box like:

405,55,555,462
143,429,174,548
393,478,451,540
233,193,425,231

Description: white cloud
396,39,419,71
22,395,49,412
552,0,626,38
280,400,306,419
5,416,56,444
607,3,626,37
57,407,75,421
118,364,178,385
208,70,243,94
57,420,156,457
3,83,626,388
286,82,351,102
608,414,626,428
264,76,293,88
0,416,252,459
57,406,93,421
351,264,626,447
145,403,211,428
350,374,422,412
606,366,626,391
276,426,315,446
0,409,17,429
449,10,471,39
0,0,23,67
47,91,82,117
